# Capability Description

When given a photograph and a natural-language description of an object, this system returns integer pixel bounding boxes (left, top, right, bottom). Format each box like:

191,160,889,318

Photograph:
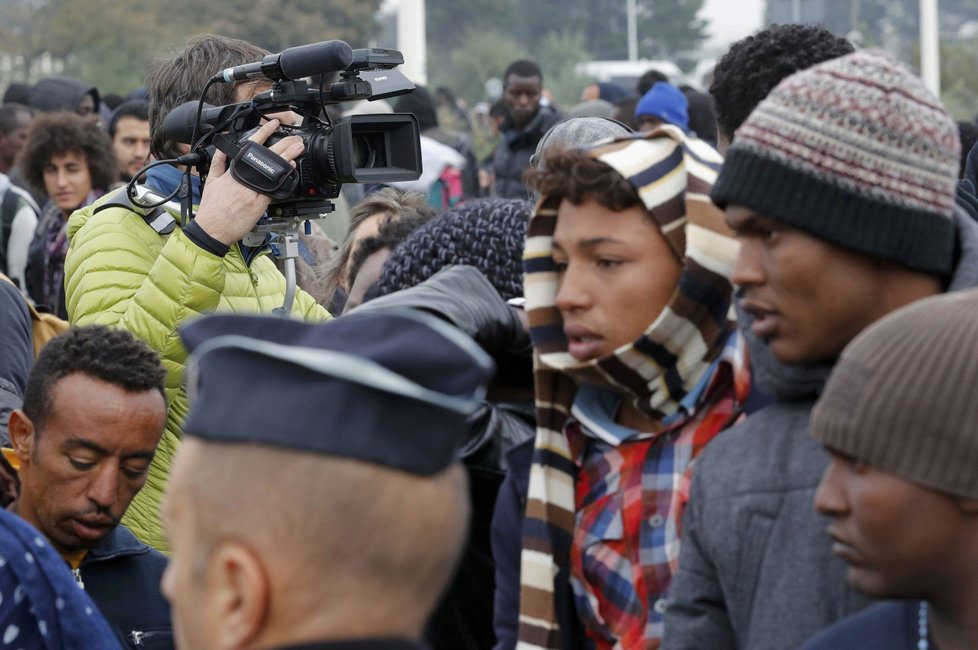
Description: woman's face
44,151,92,213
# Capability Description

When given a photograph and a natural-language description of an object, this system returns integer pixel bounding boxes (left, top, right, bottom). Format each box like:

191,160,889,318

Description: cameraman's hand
193,119,304,247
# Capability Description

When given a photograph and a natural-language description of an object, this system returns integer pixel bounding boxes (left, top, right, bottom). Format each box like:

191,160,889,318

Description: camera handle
269,225,302,316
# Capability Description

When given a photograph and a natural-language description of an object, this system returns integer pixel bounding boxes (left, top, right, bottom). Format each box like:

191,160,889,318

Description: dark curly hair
369,198,533,302
710,24,854,142
526,145,642,213
22,326,166,431
18,111,117,196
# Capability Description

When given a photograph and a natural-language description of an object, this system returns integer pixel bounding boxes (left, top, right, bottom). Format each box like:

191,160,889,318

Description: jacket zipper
130,630,169,646
71,568,84,589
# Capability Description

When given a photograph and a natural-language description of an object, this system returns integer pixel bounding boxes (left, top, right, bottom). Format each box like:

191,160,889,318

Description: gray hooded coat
662,205,978,650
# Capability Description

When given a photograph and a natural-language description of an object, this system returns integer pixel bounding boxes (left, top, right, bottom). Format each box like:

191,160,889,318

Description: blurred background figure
0,103,39,289
321,187,435,313
489,60,562,199
108,99,151,185
681,86,718,146
634,81,689,132
29,76,101,124
19,111,115,318
394,85,478,206
436,85,473,136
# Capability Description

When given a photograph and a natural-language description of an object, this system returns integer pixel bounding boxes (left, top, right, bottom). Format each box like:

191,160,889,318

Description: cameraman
63,34,330,553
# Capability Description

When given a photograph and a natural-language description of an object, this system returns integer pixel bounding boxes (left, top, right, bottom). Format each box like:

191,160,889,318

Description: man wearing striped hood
501,125,750,649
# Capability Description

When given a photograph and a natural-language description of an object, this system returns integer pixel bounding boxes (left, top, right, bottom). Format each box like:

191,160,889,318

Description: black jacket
490,105,563,200
0,279,32,449
80,525,173,649
355,266,536,649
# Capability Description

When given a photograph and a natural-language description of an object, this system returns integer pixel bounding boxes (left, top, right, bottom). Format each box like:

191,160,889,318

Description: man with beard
6,326,172,649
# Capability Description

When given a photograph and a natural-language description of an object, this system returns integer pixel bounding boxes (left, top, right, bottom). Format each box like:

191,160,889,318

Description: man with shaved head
162,310,494,650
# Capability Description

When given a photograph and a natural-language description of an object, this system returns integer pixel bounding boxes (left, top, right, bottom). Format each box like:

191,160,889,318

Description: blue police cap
179,309,495,475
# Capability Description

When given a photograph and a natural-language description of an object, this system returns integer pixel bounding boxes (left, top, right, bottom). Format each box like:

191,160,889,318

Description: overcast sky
701,0,765,50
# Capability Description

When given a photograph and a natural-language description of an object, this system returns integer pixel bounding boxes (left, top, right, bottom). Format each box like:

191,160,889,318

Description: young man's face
503,73,542,130
10,373,165,554
112,116,151,181
814,451,965,598
726,205,894,365
552,198,681,362
43,151,93,213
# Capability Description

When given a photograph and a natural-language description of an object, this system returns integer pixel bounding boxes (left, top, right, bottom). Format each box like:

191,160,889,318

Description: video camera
160,41,422,220
142,40,422,315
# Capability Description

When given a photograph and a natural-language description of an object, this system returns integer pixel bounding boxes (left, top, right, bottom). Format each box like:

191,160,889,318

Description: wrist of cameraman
185,220,231,257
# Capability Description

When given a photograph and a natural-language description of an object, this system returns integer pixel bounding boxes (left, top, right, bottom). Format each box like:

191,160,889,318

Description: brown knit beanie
811,289,978,499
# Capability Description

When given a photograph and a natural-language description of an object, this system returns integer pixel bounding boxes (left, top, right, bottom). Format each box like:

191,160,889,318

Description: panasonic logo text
246,152,277,176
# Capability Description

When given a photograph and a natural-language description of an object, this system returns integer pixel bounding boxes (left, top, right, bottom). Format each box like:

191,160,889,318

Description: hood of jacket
29,76,99,115
742,203,978,402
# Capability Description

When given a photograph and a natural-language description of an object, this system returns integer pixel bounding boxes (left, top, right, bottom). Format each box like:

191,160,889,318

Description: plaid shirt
567,332,749,649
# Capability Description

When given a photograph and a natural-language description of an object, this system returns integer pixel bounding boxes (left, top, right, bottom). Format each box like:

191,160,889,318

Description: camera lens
350,135,375,169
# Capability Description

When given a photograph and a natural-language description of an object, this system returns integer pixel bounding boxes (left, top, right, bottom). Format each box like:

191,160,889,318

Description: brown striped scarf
517,126,740,648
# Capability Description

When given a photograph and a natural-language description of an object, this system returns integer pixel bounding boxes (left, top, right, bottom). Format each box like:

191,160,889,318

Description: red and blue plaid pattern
569,332,749,649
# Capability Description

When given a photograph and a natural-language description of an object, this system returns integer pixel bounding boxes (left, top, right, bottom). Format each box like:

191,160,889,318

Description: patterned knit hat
811,288,978,499
712,49,960,277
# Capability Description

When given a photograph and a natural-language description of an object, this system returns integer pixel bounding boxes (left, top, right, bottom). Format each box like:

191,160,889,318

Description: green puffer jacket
65,196,330,552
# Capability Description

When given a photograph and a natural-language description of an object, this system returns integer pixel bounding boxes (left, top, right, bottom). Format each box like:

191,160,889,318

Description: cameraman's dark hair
19,111,116,196
22,326,166,431
504,60,543,86
711,24,853,142
148,33,269,161
0,103,31,136
108,99,149,138
527,146,642,213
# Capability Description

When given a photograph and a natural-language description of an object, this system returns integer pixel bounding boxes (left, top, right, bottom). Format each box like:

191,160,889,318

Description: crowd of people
0,20,977,650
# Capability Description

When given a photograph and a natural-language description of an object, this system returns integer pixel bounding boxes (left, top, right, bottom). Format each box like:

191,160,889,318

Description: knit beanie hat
712,49,960,277
370,197,532,301
811,288,978,499
634,82,689,131
530,116,632,167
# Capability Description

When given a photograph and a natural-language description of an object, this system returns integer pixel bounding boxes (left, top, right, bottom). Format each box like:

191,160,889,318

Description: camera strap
213,134,299,199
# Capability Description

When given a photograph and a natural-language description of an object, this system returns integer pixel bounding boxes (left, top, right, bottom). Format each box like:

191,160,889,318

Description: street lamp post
627,0,638,61
919,0,940,96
